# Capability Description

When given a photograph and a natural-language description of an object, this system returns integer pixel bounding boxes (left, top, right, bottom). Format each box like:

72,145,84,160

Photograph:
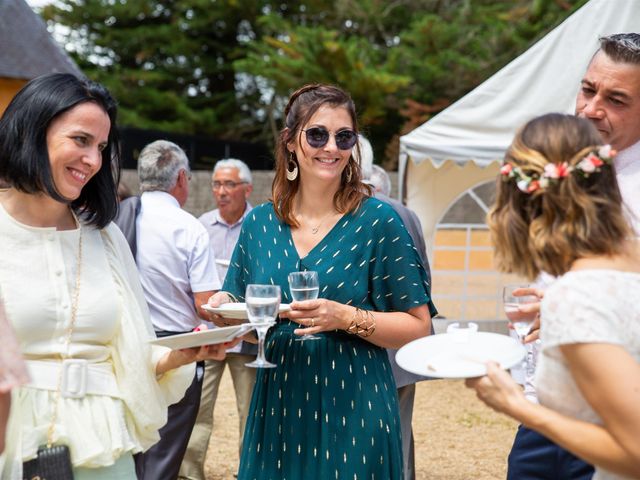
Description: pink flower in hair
557,162,571,177
527,180,540,193
543,162,570,179
503,146,614,194
598,145,613,158
587,153,604,167
517,180,529,192
577,156,597,173
544,163,560,179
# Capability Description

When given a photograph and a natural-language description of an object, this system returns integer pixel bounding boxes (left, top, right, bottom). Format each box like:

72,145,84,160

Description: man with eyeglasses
179,158,256,480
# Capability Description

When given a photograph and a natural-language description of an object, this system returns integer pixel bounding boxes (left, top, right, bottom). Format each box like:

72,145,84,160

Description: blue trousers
507,425,595,479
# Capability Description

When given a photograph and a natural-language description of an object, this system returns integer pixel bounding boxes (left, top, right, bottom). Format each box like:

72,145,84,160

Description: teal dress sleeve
367,201,437,317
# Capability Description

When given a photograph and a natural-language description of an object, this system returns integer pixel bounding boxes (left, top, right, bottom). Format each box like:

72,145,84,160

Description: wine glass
288,271,320,341
244,284,280,368
503,284,538,369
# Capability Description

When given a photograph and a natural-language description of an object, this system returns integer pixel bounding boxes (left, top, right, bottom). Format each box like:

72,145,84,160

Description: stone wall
121,169,399,218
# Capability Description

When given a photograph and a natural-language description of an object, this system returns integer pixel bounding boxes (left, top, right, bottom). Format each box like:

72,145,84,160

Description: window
430,181,524,333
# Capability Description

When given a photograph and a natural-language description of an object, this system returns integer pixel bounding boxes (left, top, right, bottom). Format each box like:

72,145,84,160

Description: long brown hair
271,84,370,227
488,113,632,279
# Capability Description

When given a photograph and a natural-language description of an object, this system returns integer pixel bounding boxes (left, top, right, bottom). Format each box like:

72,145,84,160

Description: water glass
288,271,320,341
502,285,538,342
245,284,280,368
503,284,538,371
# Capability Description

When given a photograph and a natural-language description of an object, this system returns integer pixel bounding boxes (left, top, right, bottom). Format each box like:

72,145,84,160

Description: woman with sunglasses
208,84,436,479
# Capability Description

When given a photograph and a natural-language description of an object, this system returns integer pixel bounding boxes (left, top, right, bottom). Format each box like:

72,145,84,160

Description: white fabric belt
25,359,120,399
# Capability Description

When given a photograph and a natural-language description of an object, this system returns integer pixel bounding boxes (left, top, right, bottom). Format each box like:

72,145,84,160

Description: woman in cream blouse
0,73,228,479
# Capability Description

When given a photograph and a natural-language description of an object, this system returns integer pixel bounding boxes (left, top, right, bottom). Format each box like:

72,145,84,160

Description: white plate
201,302,291,320
149,324,253,350
215,259,231,267
396,332,526,379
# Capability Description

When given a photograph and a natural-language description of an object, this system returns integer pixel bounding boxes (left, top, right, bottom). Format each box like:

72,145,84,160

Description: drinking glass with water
503,284,538,370
245,284,280,368
288,271,320,341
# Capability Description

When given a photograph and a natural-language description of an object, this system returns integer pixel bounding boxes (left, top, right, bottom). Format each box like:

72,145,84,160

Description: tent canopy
399,0,640,252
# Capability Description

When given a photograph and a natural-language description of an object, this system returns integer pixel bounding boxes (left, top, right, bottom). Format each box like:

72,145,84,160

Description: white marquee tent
399,0,640,258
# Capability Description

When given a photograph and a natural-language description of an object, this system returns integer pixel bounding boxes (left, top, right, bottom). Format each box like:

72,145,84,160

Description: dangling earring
286,152,298,181
345,163,353,183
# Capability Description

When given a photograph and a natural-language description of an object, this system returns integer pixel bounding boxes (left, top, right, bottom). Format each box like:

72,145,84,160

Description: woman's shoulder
541,268,640,348
97,221,137,263
552,269,640,288
544,269,640,312
355,196,397,218
353,196,405,230
544,271,597,301
247,201,275,215
241,202,282,229
360,195,387,209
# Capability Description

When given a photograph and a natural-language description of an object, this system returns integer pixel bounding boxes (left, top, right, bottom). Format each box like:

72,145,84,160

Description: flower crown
500,145,616,194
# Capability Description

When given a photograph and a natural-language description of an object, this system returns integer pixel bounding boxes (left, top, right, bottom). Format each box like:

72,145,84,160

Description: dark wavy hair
488,113,631,279
0,73,120,228
599,32,640,65
272,84,370,226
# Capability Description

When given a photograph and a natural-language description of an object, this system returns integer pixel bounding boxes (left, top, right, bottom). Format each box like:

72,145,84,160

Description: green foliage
234,22,411,126
40,0,590,166
42,0,268,137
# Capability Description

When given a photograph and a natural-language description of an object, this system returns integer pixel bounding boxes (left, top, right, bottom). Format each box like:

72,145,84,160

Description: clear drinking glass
244,284,280,368
502,284,538,369
288,271,320,341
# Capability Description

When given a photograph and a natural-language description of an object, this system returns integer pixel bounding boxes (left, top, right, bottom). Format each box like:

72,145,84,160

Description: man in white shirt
132,140,221,480
507,33,640,480
179,159,256,480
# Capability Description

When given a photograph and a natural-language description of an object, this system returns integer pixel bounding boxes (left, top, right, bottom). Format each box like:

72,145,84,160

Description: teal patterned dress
223,197,437,480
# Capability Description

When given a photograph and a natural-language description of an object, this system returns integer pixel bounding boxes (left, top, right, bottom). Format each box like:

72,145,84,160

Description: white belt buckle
61,359,88,398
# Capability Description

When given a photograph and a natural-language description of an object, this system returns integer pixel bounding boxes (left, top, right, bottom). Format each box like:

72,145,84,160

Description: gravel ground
204,371,518,479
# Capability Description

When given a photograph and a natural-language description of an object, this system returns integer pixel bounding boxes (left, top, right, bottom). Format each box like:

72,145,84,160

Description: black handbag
22,444,74,480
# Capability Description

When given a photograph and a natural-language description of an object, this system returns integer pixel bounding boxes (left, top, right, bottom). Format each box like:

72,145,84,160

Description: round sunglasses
302,127,358,150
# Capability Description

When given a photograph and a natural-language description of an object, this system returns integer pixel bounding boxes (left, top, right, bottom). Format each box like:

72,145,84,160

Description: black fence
119,126,274,171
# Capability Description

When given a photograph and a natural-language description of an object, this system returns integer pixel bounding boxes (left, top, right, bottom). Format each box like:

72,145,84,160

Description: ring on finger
311,318,315,327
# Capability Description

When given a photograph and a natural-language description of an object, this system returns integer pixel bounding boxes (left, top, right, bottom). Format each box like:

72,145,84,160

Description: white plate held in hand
201,302,291,320
396,331,526,379
149,324,254,350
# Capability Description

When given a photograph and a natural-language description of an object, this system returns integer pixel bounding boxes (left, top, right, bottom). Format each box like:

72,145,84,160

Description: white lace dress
536,269,640,480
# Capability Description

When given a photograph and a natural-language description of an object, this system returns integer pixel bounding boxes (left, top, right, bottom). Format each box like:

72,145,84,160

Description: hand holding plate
465,362,531,418
206,291,243,326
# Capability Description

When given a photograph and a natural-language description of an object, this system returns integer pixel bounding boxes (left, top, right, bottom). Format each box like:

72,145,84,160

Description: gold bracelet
346,308,376,337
